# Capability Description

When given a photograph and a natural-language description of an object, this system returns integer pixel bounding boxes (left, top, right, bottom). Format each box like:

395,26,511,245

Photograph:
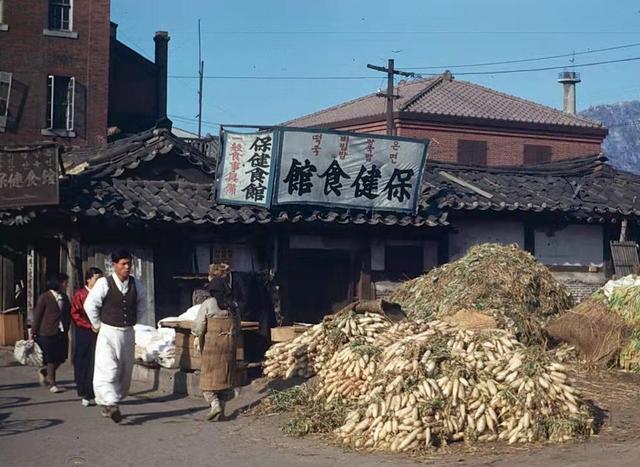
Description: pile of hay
547,276,640,371
389,243,573,345
546,298,628,367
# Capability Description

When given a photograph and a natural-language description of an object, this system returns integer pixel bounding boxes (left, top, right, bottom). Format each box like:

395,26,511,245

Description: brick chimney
154,31,170,122
558,71,581,114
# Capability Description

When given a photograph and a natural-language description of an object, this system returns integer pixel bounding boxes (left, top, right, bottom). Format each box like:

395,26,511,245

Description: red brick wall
0,0,110,147
332,120,603,166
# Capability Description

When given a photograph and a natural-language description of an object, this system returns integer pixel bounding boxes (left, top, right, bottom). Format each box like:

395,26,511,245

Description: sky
111,0,640,136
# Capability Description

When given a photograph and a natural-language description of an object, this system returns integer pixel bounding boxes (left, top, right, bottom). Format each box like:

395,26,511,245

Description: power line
404,42,640,70
169,75,379,80
198,30,640,36
451,55,640,76
167,55,640,81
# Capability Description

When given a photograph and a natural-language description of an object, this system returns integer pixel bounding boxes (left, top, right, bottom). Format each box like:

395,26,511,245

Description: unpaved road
1,350,639,467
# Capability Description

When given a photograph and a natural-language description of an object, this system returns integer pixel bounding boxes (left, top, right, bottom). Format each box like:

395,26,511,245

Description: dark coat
32,290,71,337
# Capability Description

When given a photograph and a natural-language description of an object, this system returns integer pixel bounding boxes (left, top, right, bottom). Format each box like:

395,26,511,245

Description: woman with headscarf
32,273,71,393
70,267,103,406
192,277,239,421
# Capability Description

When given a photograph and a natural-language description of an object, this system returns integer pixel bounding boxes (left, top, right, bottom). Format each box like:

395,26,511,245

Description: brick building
0,0,169,147
284,71,608,166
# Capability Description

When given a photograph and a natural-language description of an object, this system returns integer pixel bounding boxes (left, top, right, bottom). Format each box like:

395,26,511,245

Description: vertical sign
216,130,276,207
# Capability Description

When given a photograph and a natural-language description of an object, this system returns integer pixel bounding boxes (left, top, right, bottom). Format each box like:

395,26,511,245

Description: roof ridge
282,76,437,126
399,75,446,111
453,79,603,128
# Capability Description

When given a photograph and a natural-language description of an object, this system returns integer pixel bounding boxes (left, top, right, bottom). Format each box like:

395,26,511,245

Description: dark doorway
288,249,352,323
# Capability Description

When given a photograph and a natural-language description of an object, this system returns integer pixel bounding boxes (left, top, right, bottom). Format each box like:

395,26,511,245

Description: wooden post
357,246,373,300
386,59,395,136
619,218,628,242
26,245,35,324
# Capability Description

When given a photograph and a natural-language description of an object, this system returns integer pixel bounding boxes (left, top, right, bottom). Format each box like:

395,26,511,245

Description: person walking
32,273,71,393
192,278,239,421
84,250,146,423
70,267,103,407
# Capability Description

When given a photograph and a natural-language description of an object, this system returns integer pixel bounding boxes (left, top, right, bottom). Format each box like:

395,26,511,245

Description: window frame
48,0,73,32
0,71,12,131
457,139,488,166
523,144,552,164
46,75,75,132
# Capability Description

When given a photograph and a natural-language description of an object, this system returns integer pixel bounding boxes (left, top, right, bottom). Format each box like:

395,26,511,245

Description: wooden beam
438,170,494,199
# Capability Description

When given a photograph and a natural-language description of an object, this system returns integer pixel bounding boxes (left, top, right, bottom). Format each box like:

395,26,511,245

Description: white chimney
558,71,581,115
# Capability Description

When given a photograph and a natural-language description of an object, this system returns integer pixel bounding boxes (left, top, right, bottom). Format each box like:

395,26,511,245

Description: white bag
13,339,43,367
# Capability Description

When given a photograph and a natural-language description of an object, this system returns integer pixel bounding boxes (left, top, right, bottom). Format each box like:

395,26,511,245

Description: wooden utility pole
197,19,204,138
367,59,416,136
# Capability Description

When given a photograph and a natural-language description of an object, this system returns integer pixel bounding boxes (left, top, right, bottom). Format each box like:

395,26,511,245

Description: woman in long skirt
70,267,103,406
32,273,71,393
192,278,238,421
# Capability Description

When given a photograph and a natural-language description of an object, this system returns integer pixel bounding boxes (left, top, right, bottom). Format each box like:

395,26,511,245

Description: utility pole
367,59,416,136
197,19,204,138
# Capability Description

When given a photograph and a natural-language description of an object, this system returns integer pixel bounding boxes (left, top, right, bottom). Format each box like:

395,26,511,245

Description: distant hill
580,101,640,173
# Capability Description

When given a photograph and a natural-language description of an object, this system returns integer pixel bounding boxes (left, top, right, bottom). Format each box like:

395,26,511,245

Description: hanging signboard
0,144,59,208
216,130,277,207
273,128,429,213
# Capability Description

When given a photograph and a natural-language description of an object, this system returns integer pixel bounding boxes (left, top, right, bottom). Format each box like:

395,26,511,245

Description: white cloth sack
133,324,176,368
602,274,640,299
13,339,43,367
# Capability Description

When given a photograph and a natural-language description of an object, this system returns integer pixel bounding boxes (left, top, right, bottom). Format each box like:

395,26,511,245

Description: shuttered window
523,145,552,164
0,71,11,131
457,140,487,166
47,75,75,131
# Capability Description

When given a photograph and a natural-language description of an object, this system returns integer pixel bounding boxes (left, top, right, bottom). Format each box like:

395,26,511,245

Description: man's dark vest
101,276,138,327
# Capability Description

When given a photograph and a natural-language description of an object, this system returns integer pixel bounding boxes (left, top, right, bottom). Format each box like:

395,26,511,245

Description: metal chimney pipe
154,31,170,120
557,71,581,114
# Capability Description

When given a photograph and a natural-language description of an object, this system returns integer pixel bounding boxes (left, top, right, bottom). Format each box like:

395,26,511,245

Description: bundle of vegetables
263,310,392,379
604,283,640,371
332,321,593,452
389,244,573,345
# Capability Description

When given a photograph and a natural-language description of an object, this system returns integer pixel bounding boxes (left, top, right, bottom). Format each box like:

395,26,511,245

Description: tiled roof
422,155,640,222
64,179,445,227
63,128,216,178
283,73,605,132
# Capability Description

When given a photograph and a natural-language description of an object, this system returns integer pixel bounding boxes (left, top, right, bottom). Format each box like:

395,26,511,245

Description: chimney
110,22,118,40
557,71,581,114
154,31,170,121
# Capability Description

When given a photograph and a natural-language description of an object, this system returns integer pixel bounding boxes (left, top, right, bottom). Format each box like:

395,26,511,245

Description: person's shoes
206,399,222,421
81,398,95,407
38,368,47,386
100,405,110,418
109,406,123,423
49,385,64,393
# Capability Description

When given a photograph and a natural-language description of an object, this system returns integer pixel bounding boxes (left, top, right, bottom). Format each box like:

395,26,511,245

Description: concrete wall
534,224,604,266
449,219,524,260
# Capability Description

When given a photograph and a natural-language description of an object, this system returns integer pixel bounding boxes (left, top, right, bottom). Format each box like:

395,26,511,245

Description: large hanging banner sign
273,128,429,213
216,130,276,207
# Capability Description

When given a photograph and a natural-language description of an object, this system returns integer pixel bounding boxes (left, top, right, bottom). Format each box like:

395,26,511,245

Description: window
47,75,75,131
48,0,72,31
0,71,11,131
0,0,7,30
523,144,552,164
457,140,487,166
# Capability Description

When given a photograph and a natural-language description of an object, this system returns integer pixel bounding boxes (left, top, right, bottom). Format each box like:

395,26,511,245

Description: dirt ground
1,349,639,467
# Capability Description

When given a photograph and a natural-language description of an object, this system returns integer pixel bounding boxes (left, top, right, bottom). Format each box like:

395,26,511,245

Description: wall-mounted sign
273,128,428,213
216,128,429,214
216,130,276,207
0,145,59,208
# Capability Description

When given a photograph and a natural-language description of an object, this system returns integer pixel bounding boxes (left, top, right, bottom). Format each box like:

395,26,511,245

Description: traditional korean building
2,126,638,325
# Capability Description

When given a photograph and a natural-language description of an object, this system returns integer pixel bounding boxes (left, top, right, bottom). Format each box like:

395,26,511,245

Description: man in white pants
85,249,146,423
